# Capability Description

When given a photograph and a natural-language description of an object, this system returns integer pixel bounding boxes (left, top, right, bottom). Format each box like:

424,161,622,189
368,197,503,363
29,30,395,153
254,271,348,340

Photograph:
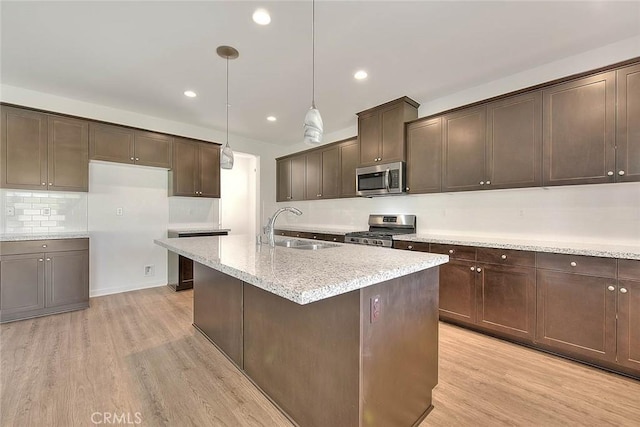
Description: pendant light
303,0,323,145
217,45,239,170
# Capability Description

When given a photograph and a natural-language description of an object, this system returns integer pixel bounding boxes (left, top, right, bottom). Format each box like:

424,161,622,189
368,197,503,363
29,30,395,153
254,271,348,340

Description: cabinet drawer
393,241,430,252
536,252,616,278
317,234,344,243
430,244,476,260
618,259,640,281
1,238,89,256
477,247,535,267
273,229,294,237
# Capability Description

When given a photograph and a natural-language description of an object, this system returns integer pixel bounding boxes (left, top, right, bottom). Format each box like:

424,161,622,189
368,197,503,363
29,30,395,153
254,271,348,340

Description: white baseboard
90,282,167,298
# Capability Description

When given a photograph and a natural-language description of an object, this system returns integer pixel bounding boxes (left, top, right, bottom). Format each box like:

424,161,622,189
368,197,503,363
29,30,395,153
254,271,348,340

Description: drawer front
430,243,476,260
318,234,345,243
1,238,89,255
393,241,430,252
274,229,296,237
477,247,535,267
536,252,617,278
618,259,640,281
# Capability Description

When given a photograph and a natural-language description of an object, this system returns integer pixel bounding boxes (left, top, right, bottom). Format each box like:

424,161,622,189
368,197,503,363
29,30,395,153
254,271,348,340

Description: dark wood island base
193,263,440,427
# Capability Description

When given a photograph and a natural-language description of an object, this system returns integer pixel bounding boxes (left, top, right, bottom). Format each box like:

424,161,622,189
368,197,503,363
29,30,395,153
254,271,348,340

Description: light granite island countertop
155,234,448,304
155,234,448,426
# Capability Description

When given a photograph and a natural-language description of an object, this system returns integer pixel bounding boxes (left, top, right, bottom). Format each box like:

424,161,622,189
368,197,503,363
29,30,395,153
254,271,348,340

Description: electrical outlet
6,207,15,217
144,265,154,277
42,207,51,216
370,295,381,323
116,207,123,216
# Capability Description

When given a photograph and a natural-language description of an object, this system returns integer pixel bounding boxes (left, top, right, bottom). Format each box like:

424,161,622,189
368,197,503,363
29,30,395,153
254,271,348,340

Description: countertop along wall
276,36,640,246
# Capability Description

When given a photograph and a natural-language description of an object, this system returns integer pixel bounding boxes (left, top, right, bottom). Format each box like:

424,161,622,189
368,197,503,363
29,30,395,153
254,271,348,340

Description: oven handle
385,169,391,192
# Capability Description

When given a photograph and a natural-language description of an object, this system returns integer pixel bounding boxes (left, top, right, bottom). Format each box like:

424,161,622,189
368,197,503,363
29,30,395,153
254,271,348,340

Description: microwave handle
385,169,391,192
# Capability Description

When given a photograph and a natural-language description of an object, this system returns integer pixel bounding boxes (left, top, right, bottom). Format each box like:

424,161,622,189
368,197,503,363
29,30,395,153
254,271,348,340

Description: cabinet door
1,106,48,190
276,158,292,201
134,131,172,168
406,118,442,194
616,64,640,182
617,279,640,371
486,91,542,189
290,155,306,201
198,143,220,198
45,250,89,308
89,123,135,164
48,116,88,191
0,253,45,319
320,146,340,199
442,106,486,192
171,138,198,197
305,151,322,200
536,270,616,362
543,71,616,186
339,138,358,198
358,110,380,166
476,264,535,341
380,103,405,163
439,259,477,325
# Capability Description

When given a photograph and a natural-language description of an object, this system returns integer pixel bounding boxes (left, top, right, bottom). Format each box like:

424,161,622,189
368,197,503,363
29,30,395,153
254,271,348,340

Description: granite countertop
394,234,640,260
273,224,363,235
168,227,231,234
155,235,448,305
0,232,90,242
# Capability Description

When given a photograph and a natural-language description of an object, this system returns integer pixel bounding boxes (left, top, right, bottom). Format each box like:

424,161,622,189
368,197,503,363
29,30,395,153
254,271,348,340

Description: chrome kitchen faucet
264,207,302,247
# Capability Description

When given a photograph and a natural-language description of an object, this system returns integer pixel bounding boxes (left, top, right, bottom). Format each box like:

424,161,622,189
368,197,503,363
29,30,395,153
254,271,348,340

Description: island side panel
193,262,244,368
359,268,440,427
243,285,361,427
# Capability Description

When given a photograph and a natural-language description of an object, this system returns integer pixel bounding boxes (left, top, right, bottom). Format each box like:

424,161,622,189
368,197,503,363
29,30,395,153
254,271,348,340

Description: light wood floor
1,286,639,426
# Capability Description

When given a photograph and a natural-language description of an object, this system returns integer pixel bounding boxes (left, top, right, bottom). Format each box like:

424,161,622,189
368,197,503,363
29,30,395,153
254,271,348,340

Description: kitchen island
155,235,448,427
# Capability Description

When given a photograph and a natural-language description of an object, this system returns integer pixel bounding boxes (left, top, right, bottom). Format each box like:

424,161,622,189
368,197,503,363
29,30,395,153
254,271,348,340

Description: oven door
356,161,405,197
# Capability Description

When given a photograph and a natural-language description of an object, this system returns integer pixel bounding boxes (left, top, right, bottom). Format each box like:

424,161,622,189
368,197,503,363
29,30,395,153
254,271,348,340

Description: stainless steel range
345,214,416,247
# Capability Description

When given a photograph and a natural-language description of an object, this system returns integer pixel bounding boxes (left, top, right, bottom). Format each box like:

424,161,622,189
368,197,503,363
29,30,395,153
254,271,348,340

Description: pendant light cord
226,56,229,147
311,0,315,109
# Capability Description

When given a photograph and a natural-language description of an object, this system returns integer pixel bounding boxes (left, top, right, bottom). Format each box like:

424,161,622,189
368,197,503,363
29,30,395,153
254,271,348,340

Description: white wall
275,36,640,245
220,152,257,236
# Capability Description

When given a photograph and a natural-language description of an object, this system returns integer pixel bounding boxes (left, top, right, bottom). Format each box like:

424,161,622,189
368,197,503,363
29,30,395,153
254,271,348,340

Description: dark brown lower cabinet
617,260,640,371
0,238,89,323
438,259,477,325
476,263,535,341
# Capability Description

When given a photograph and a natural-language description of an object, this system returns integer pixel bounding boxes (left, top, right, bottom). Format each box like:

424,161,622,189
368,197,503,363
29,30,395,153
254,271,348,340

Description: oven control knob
363,239,369,244
376,241,382,246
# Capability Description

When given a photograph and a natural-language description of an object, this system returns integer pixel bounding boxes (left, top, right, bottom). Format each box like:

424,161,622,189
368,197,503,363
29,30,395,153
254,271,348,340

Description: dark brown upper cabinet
616,63,640,183
90,123,172,169
290,155,306,201
276,157,292,202
406,117,442,194
169,137,220,198
357,97,418,167
486,91,542,189
543,71,616,186
320,145,340,199
339,138,358,198
305,150,322,200
442,106,486,192
276,155,305,202
1,106,88,191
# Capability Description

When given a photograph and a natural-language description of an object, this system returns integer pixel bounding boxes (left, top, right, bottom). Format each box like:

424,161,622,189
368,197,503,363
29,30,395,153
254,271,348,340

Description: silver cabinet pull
130,157,134,160
408,245,413,250
501,254,507,260
449,249,454,254
570,261,577,267
486,180,491,185
317,194,321,197
42,244,47,248
135,157,139,161
46,258,51,261
49,183,52,186
42,182,46,186
618,170,625,176
333,238,337,241
620,288,628,294
607,171,614,176
476,267,482,272
607,285,615,291
38,259,43,262
313,236,317,239
480,181,485,185
470,266,475,271
406,187,410,191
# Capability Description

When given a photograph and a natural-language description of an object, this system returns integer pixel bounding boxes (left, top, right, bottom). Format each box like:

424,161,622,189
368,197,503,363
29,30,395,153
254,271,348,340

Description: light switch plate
370,295,381,323
116,207,123,216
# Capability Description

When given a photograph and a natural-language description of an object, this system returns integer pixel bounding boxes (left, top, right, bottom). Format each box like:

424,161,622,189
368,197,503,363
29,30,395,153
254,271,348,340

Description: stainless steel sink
274,239,339,250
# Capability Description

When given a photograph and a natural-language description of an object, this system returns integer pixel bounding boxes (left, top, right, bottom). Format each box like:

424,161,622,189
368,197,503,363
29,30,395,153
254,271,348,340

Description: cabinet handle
135,157,139,161
49,183,53,186
317,194,321,197
406,187,410,191
476,267,482,273
130,157,134,161
486,180,491,185
470,266,475,271
480,181,485,185
313,236,317,239
607,171,614,176
620,288,628,294
408,245,413,250
42,182,46,186
501,254,507,260
607,285,615,291
448,249,454,254
618,170,625,176
333,238,337,241
42,244,47,248
38,258,43,262
46,258,51,261
570,261,577,267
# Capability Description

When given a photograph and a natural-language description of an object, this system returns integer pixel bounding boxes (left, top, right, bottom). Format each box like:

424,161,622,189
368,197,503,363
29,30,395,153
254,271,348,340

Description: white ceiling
2,1,639,146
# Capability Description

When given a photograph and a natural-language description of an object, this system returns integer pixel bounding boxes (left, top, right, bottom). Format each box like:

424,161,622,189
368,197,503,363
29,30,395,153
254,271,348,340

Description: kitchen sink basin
274,239,339,250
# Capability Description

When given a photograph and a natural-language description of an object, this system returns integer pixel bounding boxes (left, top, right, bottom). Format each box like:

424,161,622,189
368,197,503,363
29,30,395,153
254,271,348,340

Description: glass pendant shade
303,106,323,145
220,142,234,169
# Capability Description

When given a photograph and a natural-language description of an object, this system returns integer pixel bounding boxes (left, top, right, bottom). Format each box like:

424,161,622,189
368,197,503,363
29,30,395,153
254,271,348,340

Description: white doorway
220,152,258,237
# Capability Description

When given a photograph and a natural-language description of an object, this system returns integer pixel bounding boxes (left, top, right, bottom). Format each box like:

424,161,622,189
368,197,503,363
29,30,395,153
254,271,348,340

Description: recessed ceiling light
184,90,197,98
267,116,277,122
354,70,368,80
253,9,271,25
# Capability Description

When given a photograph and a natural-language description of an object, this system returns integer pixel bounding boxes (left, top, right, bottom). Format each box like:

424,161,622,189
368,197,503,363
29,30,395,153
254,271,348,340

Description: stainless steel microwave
356,161,406,197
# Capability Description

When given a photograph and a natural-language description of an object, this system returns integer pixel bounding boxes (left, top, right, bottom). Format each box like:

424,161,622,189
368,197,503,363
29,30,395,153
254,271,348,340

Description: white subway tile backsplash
23,209,41,215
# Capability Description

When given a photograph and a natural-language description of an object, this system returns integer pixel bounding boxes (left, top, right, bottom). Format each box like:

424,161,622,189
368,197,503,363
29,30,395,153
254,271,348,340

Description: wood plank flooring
1,286,639,426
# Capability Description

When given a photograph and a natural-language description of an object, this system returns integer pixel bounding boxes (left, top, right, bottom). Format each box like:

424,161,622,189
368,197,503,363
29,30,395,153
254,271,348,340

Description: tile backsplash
0,189,88,235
